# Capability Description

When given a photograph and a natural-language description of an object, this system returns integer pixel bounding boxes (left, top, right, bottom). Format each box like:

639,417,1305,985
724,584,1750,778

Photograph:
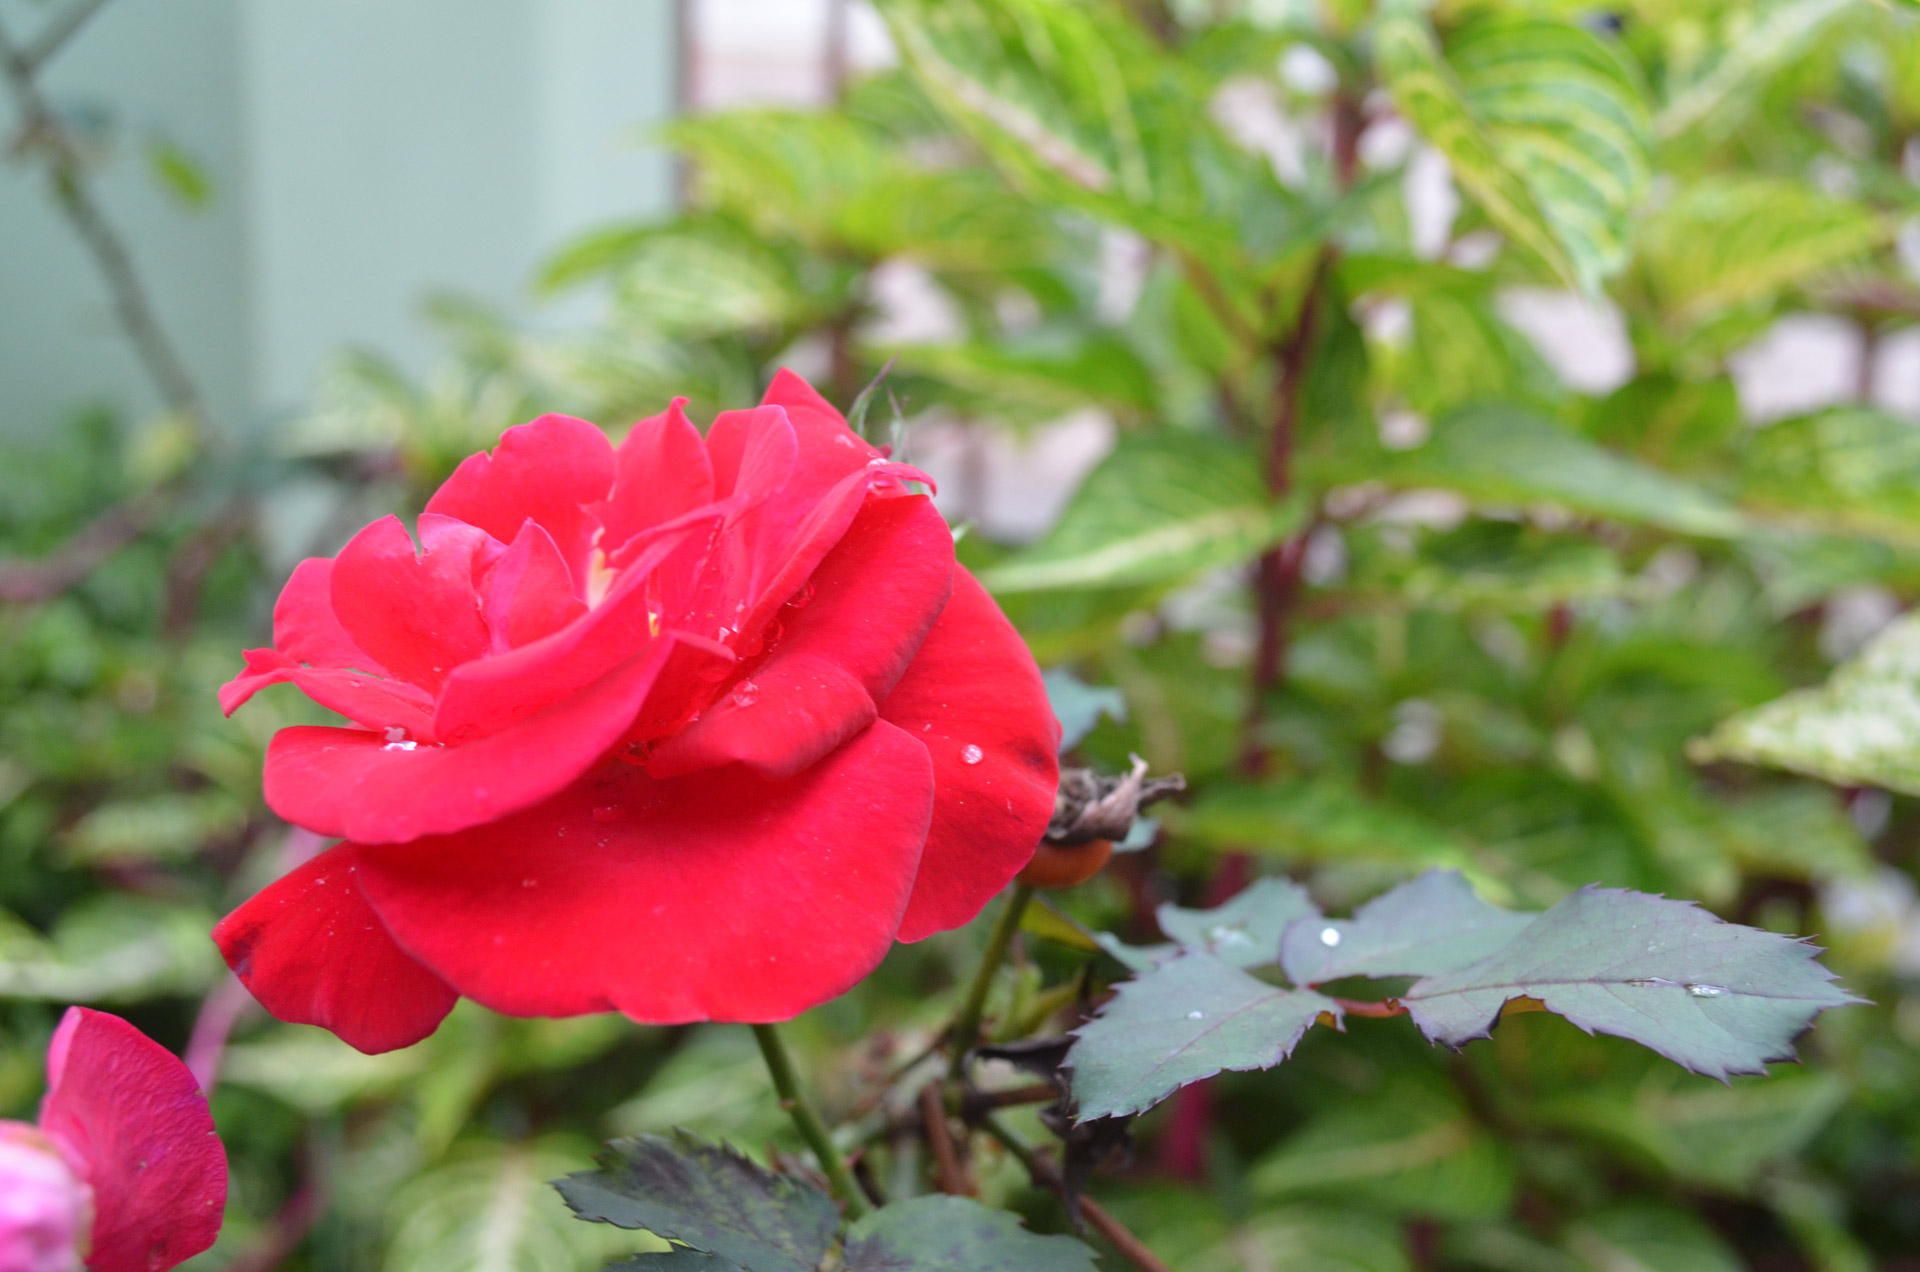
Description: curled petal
354,720,936,1023
218,651,437,739
647,494,954,780
38,1009,225,1272
330,514,499,695
264,639,687,843
483,520,587,652
881,567,1060,941
595,398,715,552
213,844,457,1054
424,412,617,584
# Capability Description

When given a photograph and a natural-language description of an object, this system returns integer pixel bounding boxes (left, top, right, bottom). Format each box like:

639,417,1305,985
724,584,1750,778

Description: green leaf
0,896,222,1002
1401,887,1860,1080
843,1195,1100,1271
556,1131,838,1272
1447,14,1652,288
1369,405,1745,538
1068,952,1340,1119
1564,1205,1743,1272
1175,778,1483,874
877,0,1274,267
608,1252,742,1271
1694,612,1920,795
1044,668,1127,753
387,1138,653,1272
979,430,1304,593
1376,7,1650,290
1250,1083,1516,1222
1737,408,1920,545
1280,871,1535,987
1654,0,1855,141
1157,877,1318,969
146,137,213,210
1638,179,1889,325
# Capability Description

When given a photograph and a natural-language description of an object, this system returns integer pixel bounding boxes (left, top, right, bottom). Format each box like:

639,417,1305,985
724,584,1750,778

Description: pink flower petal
424,413,617,585
329,514,500,695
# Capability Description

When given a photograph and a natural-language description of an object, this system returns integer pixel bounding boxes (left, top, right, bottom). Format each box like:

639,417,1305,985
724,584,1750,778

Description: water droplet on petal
591,805,623,824
384,726,408,743
381,724,418,751
787,582,816,610
1319,927,1342,947
731,680,760,708
521,877,537,888
1187,1010,1205,1020
961,744,984,765
1687,983,1727,998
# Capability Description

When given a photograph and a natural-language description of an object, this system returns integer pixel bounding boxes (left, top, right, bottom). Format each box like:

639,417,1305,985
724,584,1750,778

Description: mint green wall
0,0,675,437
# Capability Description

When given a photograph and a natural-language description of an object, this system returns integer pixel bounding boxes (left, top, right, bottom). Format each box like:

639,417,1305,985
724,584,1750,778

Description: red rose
0,1008,227,1272
215,371,1059,1052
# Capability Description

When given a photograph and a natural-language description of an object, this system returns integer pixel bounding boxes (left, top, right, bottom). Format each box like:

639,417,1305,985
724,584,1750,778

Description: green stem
751,1022,873,1218
947,883,1035,1079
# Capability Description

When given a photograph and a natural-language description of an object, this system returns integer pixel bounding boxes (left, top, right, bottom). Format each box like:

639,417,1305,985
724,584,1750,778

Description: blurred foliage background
6,0,1920,1268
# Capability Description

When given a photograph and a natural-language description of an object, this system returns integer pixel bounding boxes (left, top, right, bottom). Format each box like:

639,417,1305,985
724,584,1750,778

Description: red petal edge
213,844,458,1054
354,719,936,1024
38,1009,226,1272
881,566,1060,942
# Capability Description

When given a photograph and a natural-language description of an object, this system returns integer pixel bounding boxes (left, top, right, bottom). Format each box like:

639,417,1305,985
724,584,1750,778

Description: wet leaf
1280,870,1535,987
1157,877,1318,970
556,1131,838,1272
1068,953,1340,1119
1401,887,1861,1080
843,1195,1099,1271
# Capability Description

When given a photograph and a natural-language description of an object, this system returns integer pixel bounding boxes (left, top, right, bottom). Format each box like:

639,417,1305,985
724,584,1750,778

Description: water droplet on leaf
1187,1010,1205,1020
1687,983,1727,998
1319,927,1342,947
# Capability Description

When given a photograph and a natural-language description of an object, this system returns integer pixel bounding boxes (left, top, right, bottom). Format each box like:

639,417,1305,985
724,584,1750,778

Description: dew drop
1626,977,1677,989
382,725,418,752
521,877,537,889
1319,926,1342,947
591,805,623,824
1187,1010,1205,1020
1686,983,1727,998
961,744,984,765
384,726,408,743
731,680,760,708
787,582,816,610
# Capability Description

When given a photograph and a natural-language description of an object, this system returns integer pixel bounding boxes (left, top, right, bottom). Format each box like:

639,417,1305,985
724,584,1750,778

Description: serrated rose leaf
555,1131,837,1272
844,1195,1099,1271
1158,877,1318,969
1068,953,1340,1120
607,1252,746,1271
1281,871,1534,986
1401,888,1861,1080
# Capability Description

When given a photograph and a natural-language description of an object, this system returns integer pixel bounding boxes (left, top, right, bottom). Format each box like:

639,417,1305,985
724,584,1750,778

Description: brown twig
918,1082,976,1196
0,0,217,604
979,1114,1172,1272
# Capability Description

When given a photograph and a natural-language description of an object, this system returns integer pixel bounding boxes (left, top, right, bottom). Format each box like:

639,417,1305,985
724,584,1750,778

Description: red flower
0,1008,227,1272
216,371,1059,1051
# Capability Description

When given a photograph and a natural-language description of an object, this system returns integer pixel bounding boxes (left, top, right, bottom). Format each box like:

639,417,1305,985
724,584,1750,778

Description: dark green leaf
1564,1204,1743,1272
556,1131,837,1272
1068,953,1340,1119
1044,668,1127,753
608,1252,745,1271
980,431,1305,593
1401,887,1861,1080
843,1195,1099,1271
1280,871,1535,987
1157,877,1318,969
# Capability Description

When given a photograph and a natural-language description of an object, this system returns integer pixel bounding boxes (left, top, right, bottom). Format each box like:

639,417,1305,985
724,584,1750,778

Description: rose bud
1,1008,226,1272
216,371,1060,1050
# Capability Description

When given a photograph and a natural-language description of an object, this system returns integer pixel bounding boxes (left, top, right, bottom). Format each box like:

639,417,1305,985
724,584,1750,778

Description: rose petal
648,493,953,780
424,412,616,583
38,1009,225,1272
213,844,457,1054
329,514,500,695
483,519,587,652
219,650,437,738
264,639,685,843
272,556,380,671
595,398,714,552
354,719,935,1023
881,567,1060,942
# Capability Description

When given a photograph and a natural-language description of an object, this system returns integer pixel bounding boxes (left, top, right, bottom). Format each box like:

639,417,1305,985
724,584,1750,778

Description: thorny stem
947,883,1035,1079
751,1022,874,1218
978,1114,1174,1272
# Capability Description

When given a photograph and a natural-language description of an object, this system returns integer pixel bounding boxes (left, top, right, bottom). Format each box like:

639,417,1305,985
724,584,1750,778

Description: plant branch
947,882,1035,1079
978,1114,1173,1272
20,0,112,74
751,1022,874,1218
918,1081,975,1195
